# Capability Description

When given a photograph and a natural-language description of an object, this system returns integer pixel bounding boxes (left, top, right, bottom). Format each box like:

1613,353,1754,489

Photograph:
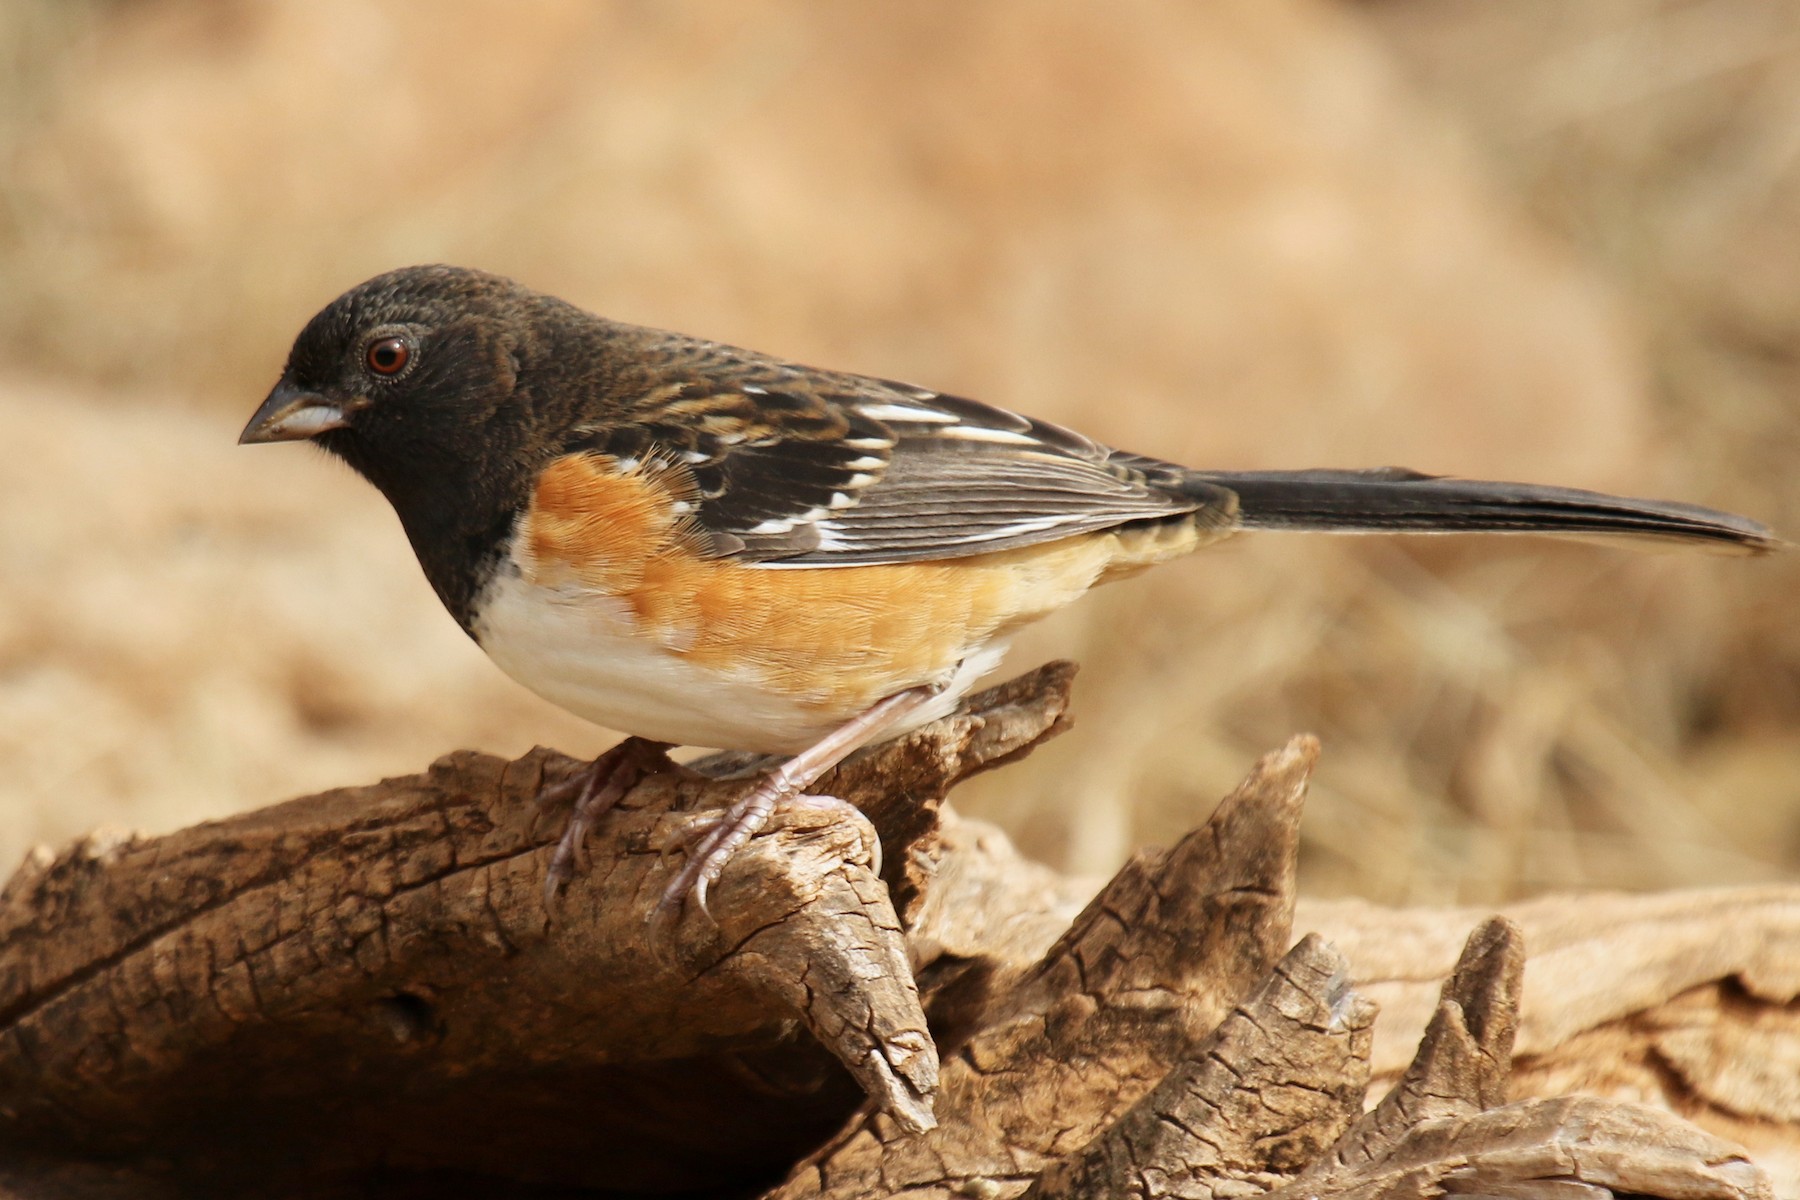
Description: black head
242,265,596,626
240,265,564,496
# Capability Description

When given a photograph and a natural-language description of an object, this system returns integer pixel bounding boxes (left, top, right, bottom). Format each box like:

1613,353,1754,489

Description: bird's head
240,264,559,500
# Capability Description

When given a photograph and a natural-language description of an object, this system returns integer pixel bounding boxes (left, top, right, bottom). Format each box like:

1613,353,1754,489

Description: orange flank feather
516,452,1212,714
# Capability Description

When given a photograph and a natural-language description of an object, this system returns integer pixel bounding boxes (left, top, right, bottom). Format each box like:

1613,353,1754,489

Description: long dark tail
1186,467,1779,554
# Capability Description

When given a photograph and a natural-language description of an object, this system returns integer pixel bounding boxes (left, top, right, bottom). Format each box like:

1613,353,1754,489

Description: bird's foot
651,786,875,930
540,736,677,906
644,684,937,932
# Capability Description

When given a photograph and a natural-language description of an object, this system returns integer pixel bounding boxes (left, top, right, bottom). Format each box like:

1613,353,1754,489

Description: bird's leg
541,736,677,905
652,685,939,926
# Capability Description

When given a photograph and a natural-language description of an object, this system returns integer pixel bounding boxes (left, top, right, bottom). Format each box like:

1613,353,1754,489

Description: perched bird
241,264,1777,918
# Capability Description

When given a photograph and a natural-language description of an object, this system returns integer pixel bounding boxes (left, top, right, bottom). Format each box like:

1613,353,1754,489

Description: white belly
471,570,1008,753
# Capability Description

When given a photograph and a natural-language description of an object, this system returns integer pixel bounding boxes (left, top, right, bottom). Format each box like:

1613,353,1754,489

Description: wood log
0,664,1791,1199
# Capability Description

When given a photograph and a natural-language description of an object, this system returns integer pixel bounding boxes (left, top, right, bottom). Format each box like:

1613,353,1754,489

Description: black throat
320,426,536,634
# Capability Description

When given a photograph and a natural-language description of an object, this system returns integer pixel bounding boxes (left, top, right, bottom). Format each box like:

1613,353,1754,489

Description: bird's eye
366,337,411,376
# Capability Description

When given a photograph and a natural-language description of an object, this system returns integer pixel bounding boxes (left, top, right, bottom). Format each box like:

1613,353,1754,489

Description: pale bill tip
239,400,348,444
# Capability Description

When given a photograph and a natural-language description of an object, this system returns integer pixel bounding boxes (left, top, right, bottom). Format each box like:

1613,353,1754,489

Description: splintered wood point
771,734,1322,1200
1028,932,1377,1200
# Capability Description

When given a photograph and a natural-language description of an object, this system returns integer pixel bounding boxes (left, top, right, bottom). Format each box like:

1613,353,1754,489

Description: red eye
366,337,410,375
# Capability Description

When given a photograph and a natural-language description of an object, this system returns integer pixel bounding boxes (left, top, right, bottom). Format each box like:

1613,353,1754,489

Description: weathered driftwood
0,663,1793,1199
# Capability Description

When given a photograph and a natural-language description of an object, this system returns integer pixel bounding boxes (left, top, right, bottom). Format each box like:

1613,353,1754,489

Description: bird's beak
239,380,349,444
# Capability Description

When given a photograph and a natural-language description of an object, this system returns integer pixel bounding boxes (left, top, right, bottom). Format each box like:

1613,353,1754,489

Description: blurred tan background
1,0,1795,904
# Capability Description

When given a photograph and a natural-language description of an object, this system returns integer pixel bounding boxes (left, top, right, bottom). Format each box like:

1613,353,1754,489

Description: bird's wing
563,344,1234,566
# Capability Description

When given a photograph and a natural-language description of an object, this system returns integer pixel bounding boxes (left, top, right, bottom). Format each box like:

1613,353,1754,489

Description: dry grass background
0,0,1795,904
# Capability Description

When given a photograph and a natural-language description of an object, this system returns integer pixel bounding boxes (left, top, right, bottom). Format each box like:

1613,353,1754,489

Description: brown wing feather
559,332,1232,566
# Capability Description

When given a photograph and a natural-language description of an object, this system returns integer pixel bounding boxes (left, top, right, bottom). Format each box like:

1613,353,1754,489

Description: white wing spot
828,491,856,509
747,518,796,535
980,514,1071,539
858,402,958,423
941,426,1039,446
679,449,710,464
845,455,886,470
843,436,892,450
742,384,767,395
845,472,879,488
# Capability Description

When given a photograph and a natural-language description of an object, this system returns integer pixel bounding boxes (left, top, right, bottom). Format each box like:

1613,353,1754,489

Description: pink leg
653,686,938,925
541,737,676,906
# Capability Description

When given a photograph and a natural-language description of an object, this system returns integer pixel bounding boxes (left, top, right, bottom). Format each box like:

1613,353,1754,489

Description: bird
240,264,1778,920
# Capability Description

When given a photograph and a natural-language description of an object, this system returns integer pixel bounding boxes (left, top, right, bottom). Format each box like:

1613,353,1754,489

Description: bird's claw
649,790,879,931
539,737,674,909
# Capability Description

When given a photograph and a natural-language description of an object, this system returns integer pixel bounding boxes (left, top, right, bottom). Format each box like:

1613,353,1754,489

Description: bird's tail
1185,467,1779,554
